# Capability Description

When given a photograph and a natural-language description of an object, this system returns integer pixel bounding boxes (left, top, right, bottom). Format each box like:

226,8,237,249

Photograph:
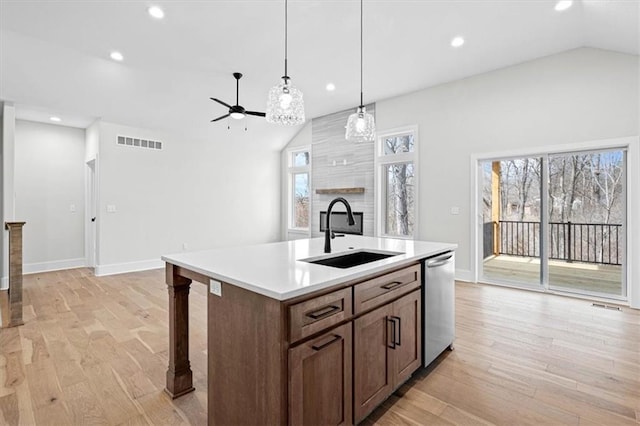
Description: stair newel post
3,221,26,328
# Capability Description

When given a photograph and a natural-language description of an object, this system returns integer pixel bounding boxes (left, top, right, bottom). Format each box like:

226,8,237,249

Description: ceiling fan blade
210,98,232,109
211,114,230,122
245,111,266,117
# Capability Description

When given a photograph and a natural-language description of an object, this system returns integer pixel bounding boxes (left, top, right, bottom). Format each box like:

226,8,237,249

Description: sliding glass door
547,150,625,297
480,149,626,300
481,157,543,287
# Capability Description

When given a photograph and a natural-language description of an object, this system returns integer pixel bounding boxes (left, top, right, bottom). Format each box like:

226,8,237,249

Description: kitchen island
162,236,456,425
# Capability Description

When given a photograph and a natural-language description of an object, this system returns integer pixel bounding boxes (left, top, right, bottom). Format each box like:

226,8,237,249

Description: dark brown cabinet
205,261,423,425
289,322,353,426
353,290,422,423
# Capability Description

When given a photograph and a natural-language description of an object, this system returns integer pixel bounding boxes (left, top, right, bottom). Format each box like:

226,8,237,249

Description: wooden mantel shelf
315,187,365,195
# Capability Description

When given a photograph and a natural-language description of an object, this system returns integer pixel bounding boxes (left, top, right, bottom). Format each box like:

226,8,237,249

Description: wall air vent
117,135,163,150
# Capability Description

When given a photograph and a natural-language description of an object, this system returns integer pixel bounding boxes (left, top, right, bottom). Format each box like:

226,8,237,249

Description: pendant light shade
345,106,375,142
266,77,305,125
266,0,305,126
346,0,375,142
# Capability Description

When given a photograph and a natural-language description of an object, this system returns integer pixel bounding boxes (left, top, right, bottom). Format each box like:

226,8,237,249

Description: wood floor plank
0,393,19,426
64,381,109,425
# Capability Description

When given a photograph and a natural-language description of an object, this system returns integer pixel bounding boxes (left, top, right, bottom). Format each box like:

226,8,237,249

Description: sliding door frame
470,136,638,306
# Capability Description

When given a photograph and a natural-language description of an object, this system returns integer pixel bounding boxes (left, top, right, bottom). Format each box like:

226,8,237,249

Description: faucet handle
331,232,345,239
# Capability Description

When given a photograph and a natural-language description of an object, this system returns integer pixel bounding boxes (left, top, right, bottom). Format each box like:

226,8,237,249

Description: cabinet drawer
289,288,352,343
354,264,421,314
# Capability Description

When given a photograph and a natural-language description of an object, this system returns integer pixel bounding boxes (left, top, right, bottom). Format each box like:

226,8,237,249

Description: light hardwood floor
1,268,638,425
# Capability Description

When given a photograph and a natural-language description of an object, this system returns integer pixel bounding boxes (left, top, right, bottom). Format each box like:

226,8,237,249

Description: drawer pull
306,304,341,319
381,281,404,290
312,334,342,351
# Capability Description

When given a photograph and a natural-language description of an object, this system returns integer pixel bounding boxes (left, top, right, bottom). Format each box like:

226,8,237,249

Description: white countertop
161,236,457,301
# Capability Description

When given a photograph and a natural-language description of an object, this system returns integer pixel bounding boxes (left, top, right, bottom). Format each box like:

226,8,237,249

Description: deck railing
495,221,622,266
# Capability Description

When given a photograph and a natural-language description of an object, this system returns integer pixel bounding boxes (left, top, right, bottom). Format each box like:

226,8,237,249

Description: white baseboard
95,259,164,276
455,268,473,283
0,276,7,290
24,258,86,275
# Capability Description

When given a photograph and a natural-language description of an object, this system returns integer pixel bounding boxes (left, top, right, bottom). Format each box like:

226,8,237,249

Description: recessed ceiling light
451,36,465,48
555,0,573,11
326,83,336,91
148,6,165,19
110,51,124,61
49,116,61,122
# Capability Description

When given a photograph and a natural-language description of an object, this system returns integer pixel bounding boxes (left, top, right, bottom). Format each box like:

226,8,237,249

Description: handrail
494,220,622,266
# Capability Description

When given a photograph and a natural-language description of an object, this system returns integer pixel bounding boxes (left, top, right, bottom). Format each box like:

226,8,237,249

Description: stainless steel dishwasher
422,251,455,367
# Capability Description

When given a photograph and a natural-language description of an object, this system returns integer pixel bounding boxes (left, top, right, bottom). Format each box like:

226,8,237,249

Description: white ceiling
1,0,638,148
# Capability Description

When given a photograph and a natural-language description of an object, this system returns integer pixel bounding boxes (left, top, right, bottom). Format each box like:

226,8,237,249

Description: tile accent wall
311,104,375,237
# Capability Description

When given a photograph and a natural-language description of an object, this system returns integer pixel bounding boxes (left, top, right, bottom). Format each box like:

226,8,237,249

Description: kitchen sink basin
302,250,403,269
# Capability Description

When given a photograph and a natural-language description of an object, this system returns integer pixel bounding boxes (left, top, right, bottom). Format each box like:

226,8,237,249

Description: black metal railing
495,221,622,265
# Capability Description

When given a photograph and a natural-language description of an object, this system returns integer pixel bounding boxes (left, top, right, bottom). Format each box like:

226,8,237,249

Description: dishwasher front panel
423,251,455,367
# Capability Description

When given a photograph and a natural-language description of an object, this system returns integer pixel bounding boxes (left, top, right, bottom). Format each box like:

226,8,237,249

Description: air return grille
117,135,163,150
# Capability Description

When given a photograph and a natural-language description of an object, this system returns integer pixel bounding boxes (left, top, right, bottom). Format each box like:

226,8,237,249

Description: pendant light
345,0,375,142
266,0,305,126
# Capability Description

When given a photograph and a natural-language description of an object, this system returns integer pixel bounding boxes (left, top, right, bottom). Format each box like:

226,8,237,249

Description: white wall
375,47,638,303
94,121,282,275
14,120,86,273
0,105,4,289
1,103,16,291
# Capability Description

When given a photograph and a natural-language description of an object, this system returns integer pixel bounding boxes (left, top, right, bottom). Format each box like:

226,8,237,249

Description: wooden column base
164,368,195,399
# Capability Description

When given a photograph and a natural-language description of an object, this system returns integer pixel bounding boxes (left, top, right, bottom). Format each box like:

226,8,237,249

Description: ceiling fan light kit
345,0,376,142
266,0,306,126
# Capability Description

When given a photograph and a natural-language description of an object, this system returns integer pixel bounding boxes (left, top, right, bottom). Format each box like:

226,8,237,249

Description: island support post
165,262,195,398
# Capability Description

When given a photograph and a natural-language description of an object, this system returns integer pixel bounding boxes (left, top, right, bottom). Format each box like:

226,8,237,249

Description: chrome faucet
324,197,356,253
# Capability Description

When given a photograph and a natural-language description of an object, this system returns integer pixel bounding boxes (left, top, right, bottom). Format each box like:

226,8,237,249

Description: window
376,127,418,238
288,149,310,231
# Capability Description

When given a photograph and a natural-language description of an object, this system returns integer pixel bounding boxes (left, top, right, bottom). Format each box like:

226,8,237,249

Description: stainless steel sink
301,250,403,269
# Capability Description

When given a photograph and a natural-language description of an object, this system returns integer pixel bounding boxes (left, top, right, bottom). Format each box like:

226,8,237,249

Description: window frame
287,147,311,234
375,126,419,239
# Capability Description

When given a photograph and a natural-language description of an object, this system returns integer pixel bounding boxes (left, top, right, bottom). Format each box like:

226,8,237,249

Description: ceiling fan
210,72,266,122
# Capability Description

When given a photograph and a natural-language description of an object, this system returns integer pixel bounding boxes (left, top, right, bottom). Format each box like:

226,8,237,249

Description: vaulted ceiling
1,0,638,148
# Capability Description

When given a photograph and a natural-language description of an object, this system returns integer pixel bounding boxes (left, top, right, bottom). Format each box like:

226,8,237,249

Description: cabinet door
289,322,352,426
353,304,394,424
392,290,422,387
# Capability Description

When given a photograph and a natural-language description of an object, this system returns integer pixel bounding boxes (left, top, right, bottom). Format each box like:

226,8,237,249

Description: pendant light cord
284,0,289,79
360,0,364,107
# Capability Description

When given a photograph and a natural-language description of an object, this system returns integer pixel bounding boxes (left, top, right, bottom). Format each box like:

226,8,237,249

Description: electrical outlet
182,243,188,251
210,279,222,297
70,204,76,213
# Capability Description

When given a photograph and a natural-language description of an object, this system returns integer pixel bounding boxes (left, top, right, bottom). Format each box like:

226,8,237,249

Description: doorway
86,159,97,270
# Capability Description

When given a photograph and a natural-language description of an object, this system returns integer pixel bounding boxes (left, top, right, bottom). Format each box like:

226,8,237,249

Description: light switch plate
107,205,117,213
450,206,460,215
210,279,222,297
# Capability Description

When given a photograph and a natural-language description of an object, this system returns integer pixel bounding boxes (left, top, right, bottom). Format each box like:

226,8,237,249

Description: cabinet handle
306,304,341,319
391,316,401,346
311,334,342,351
387,318,396,349
381,281,404,290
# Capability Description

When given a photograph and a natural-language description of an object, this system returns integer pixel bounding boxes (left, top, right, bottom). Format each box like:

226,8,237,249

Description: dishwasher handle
426,252,453,268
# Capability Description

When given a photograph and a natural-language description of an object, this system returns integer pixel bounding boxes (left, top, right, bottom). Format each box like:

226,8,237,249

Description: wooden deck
483,254,623,296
